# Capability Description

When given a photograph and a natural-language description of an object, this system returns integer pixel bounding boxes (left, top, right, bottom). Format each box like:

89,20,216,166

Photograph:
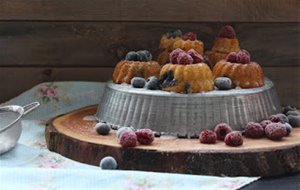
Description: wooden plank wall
0,0,299,107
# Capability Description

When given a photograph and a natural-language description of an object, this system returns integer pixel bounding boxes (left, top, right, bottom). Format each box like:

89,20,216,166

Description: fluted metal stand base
96,78,281,137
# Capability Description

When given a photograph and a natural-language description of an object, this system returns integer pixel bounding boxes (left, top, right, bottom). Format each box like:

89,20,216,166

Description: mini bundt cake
160,48,214,93
173,32,204,55
157,30,183,65
206,25,240,67
159,29,182,52
113,50,161,84
213,50,264,88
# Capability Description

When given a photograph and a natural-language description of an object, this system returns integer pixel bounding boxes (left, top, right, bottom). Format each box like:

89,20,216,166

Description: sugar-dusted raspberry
245,122,264,138
187,49,204,63
226,52,237,63
177,52,193,65
260,120,272,130
236,50,250,64
199,130,217,144
265,123,287,141
218,25,236,39
135,129,154,145
118,131,137,147
169,48,185,64
214,123,233,140
269,114,289,123
224,131,243,147
182,32,197,41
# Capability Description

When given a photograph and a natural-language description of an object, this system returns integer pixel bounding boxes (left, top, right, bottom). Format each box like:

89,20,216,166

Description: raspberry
245,122,264,138
241,49,250,57
118,131,137,147
182,32,197,41
169,48,185,64
269,114,289,123
224,131,243,147
236,50,250,64
265,123,287,141
135,129,155,145
214,123,233,140
187,49,204,63
218,25,236,39
177,52,193,65
260,120,272,130
199,130,217,144
226,52,237,62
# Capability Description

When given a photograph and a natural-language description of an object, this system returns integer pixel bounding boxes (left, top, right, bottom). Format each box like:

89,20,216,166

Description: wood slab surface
46,106,300,177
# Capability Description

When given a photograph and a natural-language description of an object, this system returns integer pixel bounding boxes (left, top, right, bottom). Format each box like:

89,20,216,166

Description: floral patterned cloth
0,82,259,190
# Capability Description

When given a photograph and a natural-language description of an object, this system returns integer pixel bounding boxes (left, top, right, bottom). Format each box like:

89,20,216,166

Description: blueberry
136,50,152,62
116,126,135,138
131,77,146,88
286,110,300,116
94,122,111,135
166,29,182,38
146,76,160,90
125,51,139,61
275,113,289,123
287,115,300,127
215,77,232,90
282,123,293,136
282,105,297,114
99,156,118,169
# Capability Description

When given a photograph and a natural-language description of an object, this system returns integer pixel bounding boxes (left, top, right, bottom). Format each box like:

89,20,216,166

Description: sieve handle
23,102,40,116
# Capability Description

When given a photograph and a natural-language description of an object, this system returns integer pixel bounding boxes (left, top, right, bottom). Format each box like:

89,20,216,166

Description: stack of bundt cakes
113,25,265,91
205,25,241,67
157,30,204,65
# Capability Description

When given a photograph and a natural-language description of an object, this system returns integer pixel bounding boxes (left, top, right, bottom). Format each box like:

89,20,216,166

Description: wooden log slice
45,106,300,177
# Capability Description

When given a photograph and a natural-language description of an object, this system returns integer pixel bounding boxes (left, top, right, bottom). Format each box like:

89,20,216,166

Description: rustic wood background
0,0,299,107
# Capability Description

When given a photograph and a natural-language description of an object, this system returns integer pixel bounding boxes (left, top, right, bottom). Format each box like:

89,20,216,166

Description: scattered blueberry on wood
99,156,118,169
116,126,135,138
287,115,300,127
282,105,297,114
94,122,111,135
282,123,293,136
215,77,232,90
